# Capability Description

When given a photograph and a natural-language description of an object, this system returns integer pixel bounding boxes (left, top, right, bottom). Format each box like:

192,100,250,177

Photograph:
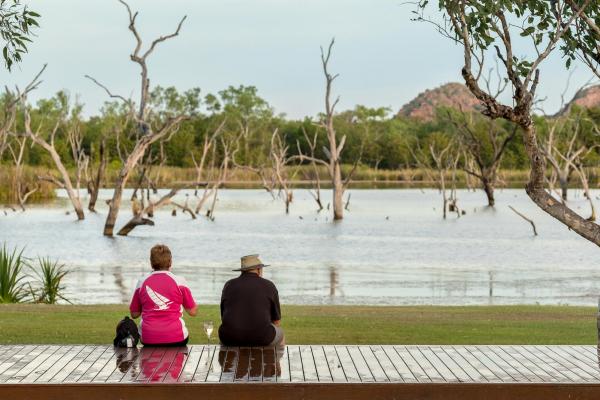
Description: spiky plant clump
0,244,27,303
31,257,70,304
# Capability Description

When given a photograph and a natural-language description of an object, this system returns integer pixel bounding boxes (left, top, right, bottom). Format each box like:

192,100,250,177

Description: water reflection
116,347,139,376
218,346,283,380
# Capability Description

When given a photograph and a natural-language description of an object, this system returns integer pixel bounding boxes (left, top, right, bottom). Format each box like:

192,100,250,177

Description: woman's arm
185,305,198,317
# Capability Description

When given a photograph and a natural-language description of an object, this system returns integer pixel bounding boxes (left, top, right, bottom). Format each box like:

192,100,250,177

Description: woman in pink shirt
129,244,197,346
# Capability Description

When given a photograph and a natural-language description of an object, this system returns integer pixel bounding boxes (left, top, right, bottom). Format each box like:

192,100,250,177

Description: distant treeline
2,85,600,188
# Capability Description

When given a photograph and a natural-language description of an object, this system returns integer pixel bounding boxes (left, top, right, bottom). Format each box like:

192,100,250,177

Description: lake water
2,188,600,306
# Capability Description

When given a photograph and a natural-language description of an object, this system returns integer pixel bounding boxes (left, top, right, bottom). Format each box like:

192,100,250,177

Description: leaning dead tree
87,0,188,236
17,67,86,220
117,189,179,236
416,0,600,246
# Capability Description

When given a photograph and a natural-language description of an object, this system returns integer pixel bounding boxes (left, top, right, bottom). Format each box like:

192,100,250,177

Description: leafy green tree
0,0,39,70
415,0,600,246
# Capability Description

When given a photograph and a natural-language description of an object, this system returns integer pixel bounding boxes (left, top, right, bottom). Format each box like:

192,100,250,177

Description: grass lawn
0,304,596,345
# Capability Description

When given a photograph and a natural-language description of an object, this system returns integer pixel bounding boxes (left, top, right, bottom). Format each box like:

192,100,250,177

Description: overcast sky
6,0,598,118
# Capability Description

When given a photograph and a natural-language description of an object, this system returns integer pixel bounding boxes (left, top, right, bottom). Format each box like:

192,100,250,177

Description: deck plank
559,346,600,378
381,345,417,382
429,347,471,383
148,348,180,383
469,346,519,382
121,347,155,383
347,346,374,382
77,346,115,383
219,347,239,383
512,346,573,383
538,346,597,382
248,347,263,382
393,346,431,382
405,346,444,382
6,346,59,383
194,345,217,382
311,346,333,382
371,346,403,382
335,346,361,382
261,347,278,382
323,345,346,382
547,346,600,381
27,346,77,383
287,346,304,382
439,347,484,382
178,346,203,383
419,347,460,383
0,346,40,382
0,346,25,366
451,346,503,383
36,346,85,383
232,347,250,382
359,346,388,382
105,348,140,383
50,346,96,383
299,346,319,382
275,346,290,382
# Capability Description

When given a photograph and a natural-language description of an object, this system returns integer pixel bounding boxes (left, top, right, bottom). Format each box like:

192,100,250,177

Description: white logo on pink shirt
145,285,173,311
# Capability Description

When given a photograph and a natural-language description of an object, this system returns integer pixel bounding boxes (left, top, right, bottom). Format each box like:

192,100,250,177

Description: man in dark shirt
218,254,284,346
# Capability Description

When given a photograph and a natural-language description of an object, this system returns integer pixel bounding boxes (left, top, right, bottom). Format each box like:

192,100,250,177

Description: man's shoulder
259,277,278,292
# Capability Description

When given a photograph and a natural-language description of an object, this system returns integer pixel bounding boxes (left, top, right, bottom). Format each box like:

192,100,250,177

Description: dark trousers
142,337,189,347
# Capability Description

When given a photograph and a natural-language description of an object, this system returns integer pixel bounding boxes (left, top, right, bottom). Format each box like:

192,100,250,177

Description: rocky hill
558,85,600,115
397,82,481,121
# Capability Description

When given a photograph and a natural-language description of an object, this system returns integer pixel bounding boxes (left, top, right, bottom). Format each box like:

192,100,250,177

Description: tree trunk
88,140,107,212
332,162,344,220
522,123,600,246
45,142,85,220
482,178,495,207
558,174,569,201
104,178,125,236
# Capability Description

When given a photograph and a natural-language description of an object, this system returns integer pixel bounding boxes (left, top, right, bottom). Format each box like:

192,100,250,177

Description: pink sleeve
129,288,142,313
180,286,196,310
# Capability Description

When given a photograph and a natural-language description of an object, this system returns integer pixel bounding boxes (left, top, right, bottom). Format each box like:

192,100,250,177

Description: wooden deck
1,345,600,399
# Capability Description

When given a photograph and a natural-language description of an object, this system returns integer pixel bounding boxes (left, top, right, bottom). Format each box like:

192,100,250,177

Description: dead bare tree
206,137,234,220
117,188,179,236
87,138,107,212
87,0,188,236
445,107,517,207
293,39,358,220
6,134,38,210
410,135,460,219
299,127,324,211
17,67,86,220
270,129,295,213
541,110,590,202
190,118,226,195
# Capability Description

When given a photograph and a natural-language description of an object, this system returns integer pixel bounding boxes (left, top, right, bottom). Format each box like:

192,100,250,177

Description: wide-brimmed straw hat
232,254,270,272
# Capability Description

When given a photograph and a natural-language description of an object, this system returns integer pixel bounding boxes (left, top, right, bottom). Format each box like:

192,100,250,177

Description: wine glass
203,321,214,365
203,321,214,345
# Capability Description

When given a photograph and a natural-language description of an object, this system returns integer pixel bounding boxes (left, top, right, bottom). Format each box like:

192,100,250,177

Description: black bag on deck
113,316,140,348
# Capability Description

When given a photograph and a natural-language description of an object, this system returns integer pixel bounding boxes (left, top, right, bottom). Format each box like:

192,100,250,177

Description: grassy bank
0,304,595,345
1,164,535,202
